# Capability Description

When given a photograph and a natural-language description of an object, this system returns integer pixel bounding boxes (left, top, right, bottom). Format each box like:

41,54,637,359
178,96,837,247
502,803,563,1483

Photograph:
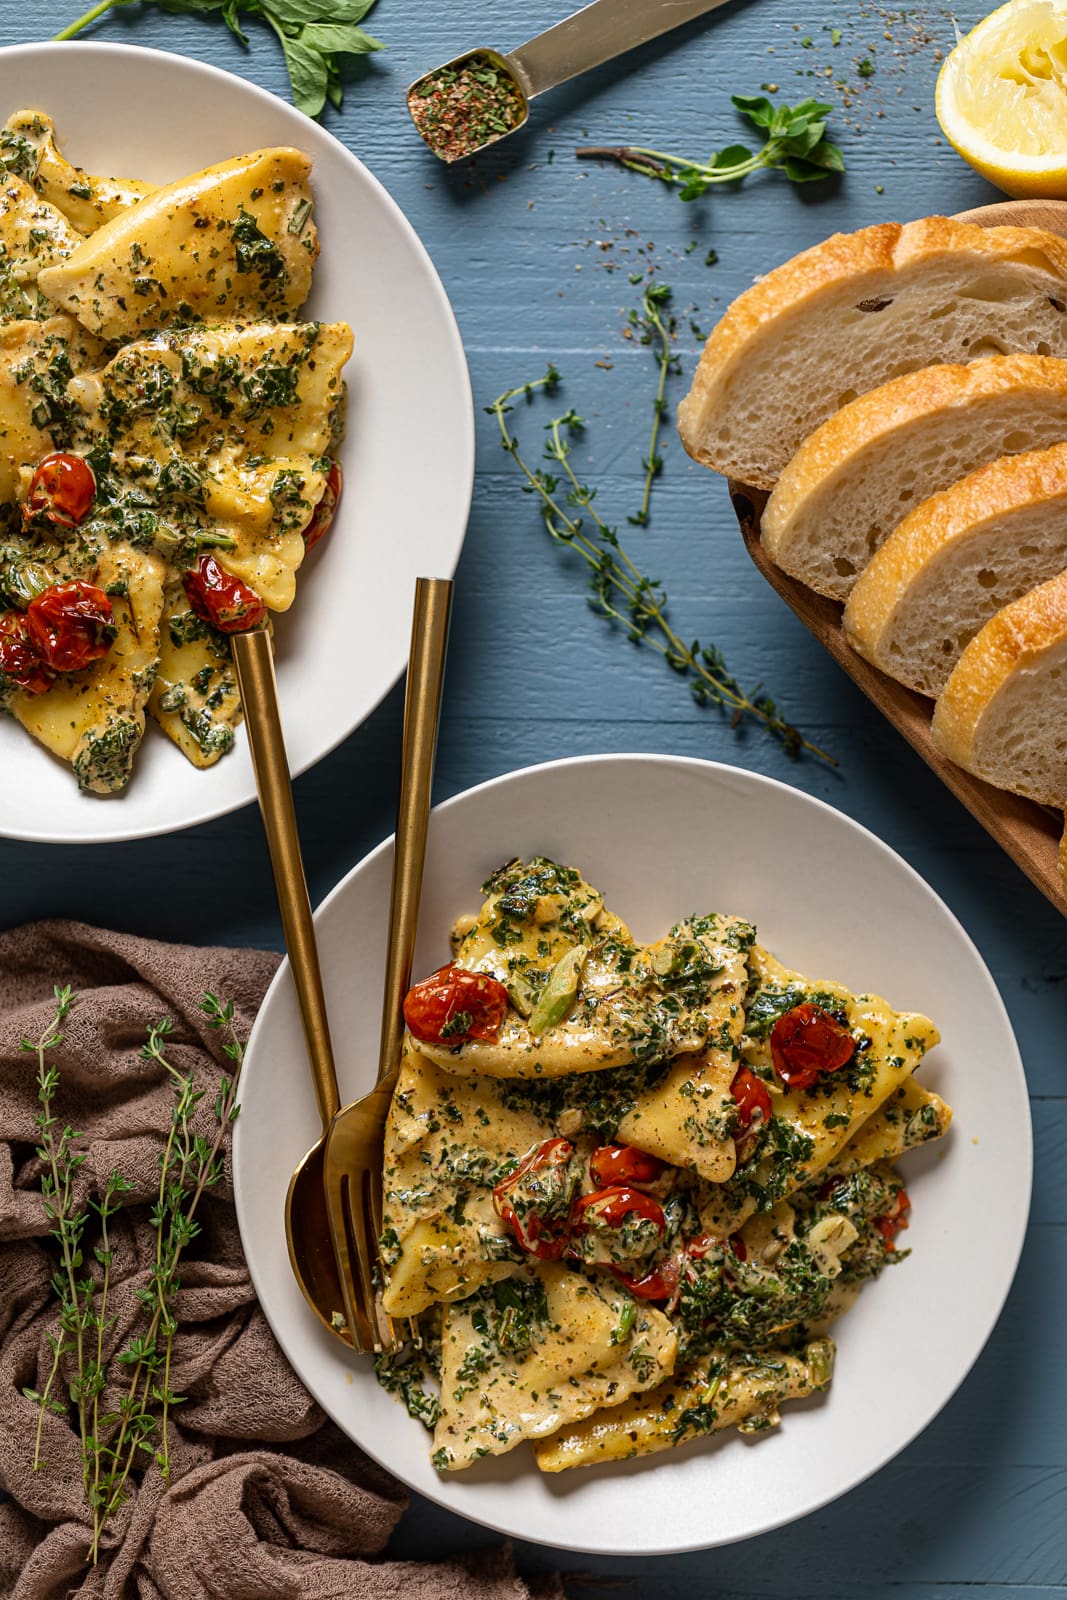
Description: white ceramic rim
0,41,474,844
234,753,1033,1554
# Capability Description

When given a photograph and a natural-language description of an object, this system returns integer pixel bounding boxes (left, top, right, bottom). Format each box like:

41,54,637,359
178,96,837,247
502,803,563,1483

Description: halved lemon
936,0,1067,197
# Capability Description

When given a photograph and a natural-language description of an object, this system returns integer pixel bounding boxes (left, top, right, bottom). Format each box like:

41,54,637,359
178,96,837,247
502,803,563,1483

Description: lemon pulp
937,0,1067,195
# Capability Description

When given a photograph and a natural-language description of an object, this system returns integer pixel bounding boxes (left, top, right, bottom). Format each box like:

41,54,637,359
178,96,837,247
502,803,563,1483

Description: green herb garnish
54,0,385,120
486,371,834,764
576,95,845,197
627,283,679,529
23,989,246,1565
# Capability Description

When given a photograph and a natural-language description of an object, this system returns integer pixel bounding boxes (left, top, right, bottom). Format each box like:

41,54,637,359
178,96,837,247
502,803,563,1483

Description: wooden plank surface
730,483,1067,918
3,1,1067,1594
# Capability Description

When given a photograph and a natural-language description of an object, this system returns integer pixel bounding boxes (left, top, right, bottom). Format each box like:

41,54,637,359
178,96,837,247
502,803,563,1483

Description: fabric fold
0,920,563,1600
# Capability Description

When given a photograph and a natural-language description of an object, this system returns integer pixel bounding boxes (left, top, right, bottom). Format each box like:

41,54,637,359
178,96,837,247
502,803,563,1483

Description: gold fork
322,576,453,1353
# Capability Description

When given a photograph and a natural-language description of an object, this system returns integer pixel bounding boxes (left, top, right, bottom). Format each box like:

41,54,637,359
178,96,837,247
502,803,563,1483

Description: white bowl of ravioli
234,754,1031,1555
0,43,472,843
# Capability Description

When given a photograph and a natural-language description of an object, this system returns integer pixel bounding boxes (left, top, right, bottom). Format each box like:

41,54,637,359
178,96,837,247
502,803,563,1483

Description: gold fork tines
321,576,453,1356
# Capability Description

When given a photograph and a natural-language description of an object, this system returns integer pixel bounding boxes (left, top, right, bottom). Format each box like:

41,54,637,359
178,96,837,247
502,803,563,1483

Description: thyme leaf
627,283,680,530
24,988,246,1566
486,371,834,765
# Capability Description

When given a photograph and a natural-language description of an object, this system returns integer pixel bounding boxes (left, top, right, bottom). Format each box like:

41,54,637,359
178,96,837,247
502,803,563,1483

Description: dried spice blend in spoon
408,53,526,162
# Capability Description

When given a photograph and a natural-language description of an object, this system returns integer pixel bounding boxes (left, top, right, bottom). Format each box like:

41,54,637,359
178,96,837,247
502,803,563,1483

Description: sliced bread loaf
677,215,1067,490
761,353,1067,602
931,568,1067,805
843,443,1067,696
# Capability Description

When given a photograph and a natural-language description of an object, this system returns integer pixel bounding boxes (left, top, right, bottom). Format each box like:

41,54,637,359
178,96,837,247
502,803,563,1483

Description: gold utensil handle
377,577,454,1087
232,629,340,1129
509,0,731,99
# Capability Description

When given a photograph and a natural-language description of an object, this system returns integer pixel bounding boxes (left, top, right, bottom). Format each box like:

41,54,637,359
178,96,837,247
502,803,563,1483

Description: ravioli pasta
0,110,352,793
375,857,952,1474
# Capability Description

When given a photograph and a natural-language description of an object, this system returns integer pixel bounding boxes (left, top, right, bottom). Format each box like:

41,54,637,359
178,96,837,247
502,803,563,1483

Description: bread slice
761,354,1067,602
677,216,1067,490
931,568,1067,805
844,443,1067,696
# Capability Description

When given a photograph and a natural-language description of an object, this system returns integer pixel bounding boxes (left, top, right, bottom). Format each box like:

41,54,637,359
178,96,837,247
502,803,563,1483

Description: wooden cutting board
729,197,1067,920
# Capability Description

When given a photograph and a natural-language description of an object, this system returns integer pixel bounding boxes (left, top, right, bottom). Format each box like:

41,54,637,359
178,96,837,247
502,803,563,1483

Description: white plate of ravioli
0,43,473,843
234,755,1031,1555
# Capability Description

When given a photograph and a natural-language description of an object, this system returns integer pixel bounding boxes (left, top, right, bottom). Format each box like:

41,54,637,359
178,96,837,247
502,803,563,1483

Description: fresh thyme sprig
577,95,845,198
487,372,834,765
23,987,88,1480
23,989,245,1566
91,995,243,1559
628,284,680,529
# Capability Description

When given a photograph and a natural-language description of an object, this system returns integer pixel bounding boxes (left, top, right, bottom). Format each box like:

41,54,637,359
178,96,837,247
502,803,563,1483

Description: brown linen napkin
0,920,564,1600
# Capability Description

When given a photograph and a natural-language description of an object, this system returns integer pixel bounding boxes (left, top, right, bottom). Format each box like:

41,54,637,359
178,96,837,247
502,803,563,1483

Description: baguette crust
678,215,1067,489
931,568,1067,804
844,442,1067,694
761,353,1067,599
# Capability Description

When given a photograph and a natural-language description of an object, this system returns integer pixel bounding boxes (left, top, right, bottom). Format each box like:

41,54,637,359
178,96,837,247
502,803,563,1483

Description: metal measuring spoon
407,0,735,162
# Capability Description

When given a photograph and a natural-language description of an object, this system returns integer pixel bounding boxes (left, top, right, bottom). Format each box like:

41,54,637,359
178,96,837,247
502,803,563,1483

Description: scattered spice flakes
407,53,525,162
781,3,953,128
569,223,715,280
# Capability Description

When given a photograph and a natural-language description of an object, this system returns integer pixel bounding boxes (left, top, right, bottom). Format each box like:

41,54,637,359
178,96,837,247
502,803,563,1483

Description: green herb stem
629,284,677,529
576,95,845,198
487,374,834,765
579,144,767,186
55,0,385,119
90,999,243,1559
54,0,130,39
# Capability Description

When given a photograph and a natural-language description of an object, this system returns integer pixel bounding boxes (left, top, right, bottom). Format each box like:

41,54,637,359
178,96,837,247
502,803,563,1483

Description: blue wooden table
4,0,1066,1593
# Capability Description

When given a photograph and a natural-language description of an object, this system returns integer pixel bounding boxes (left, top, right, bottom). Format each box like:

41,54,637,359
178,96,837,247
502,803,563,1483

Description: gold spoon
408,0,735,162
231,625,352,1347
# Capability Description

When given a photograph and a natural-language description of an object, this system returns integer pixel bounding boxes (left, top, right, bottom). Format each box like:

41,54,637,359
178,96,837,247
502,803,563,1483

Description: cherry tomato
25,582,113,672
730,1064,772,1132
874,1187,911,1251
770,1002,856,1090
24,452,96,529
303,460,342,552
589,1143,665,1188
183,554,267,634
403,962,510,1047
615,1253,681,1301
686,1233,724,1262
572,1186,667,1234
0,610,53,694
492,1137,576,1259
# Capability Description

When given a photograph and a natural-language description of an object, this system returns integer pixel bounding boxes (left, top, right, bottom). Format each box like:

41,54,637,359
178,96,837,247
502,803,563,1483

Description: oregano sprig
487,372,834,765
577,95,845,197
55,0,385,120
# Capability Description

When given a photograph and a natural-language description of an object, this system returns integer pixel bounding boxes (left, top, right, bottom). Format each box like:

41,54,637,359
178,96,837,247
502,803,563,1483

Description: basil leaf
280,32,329,116
299,21,384,53
156,0,226,13
266,0,378,21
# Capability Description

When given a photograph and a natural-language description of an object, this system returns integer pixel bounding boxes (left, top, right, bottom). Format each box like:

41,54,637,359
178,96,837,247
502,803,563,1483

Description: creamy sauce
376,859,952,1475
0,115,352,792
